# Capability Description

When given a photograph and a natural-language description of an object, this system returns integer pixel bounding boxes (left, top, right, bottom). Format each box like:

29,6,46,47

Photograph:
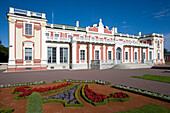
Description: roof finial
99,18,103,26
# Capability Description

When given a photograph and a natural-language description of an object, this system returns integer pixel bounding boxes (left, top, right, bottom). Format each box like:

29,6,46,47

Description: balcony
46,36,70,42
9,7,46,19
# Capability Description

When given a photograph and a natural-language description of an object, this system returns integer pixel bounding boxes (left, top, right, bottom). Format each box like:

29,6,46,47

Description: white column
131,47,133,63
41,23,47,66
140,48,141,62
8,19,16,66
162,39,165,63
103,45,106,60
72,42,77,65
89,44,92,60
89,44,92,68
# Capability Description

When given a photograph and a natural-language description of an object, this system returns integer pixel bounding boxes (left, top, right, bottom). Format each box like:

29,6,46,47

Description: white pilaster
72,42,77,64
41,23,47,66
8,19,16,66
103,45,106,60
140,48,141,62
131,47,133,63
90,44,92,61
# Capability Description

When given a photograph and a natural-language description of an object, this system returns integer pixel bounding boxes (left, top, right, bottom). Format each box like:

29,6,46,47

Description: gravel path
0,68,170,95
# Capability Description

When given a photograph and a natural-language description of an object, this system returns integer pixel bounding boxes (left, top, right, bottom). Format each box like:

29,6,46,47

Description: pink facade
6,7,165,71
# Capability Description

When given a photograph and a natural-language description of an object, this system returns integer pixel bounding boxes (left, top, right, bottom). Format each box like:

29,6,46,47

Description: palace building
6,7,165,71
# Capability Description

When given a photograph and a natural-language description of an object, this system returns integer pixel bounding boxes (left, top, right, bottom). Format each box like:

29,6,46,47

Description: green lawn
117,103,170,113
132,74,170,83
165,62,170,65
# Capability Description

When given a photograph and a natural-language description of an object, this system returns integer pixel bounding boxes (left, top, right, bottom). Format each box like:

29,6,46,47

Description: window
60,48,68,63
108,51,112,60
25,48,32,61
91,37,95,41
165,56,168,61
80,36,84,40
125,52,128,60
157,40,160,47
46,33,50,39
68,35,72,38
100,38,103,42
95,50,99,60
158,53,160,60
25,23,32,35
149,51,152,60
47,47,57,63
80,50,85,60
54,34,59,39
143,52,145,60
107,39,110,42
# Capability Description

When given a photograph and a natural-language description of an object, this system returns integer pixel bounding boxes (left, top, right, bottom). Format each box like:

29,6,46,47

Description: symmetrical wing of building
6,7,165,71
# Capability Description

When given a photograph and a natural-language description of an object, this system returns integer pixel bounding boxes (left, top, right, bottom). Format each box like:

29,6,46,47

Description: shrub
26,92,42,113
0,108,14,113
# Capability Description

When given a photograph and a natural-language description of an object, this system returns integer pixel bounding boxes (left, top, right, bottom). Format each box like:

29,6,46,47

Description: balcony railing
9,7,46,19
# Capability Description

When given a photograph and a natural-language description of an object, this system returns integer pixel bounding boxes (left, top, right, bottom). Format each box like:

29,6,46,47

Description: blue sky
0,0,170,50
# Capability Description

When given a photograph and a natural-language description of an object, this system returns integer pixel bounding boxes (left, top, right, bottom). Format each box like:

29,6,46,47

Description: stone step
112,63,152,69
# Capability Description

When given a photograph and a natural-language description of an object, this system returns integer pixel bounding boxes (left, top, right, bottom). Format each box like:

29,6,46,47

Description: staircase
112,63,152,69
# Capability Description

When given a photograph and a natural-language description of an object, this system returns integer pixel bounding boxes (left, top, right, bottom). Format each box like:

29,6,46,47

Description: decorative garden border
11,83,72,100
81,84,130,106
112,84,170,103
53,79,111,85
42,84,84,107
0,81,46,88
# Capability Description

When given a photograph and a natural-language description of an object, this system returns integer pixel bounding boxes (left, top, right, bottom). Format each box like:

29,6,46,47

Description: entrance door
135,52,138,63
116,48,122,64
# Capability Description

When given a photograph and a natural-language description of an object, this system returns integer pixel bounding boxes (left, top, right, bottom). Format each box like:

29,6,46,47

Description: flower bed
0,81,46,88
112,84,170,102
81,84,130,106
53,79,111,85
42,84,84,107
12,83,72,100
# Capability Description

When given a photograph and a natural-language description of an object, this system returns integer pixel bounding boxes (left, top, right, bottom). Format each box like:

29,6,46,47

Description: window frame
95,50,100,60
25,48,32,61
80,50,85,60
60,48,68,63
157,40,160,47
24,23,33,36
125,52,128,60
54,33,60,40
108,51,112,60
47,47,57,63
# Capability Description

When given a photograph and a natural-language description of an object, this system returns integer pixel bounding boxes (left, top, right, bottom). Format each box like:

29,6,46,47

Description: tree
0,40,9,63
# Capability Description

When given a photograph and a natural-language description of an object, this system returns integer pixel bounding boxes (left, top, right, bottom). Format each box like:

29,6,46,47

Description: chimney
76,21,79,27
138,32,141,36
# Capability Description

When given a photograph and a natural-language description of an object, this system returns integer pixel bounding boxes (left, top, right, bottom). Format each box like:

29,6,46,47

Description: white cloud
122,21,126,24
121,25,128,28
153,9,170,18
164,33,170,51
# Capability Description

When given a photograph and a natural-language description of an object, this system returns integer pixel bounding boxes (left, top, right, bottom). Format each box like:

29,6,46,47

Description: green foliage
112,85,170,103
132,74,170,83
117,103,170,113
0,108,14,113
26,92,42,113
165,62,170,65
0,45,8,63
0,103,4,106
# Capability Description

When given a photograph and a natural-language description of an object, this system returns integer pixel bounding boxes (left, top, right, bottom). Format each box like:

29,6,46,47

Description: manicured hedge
12,84,73,100
112,84,170,103
42,84,84,107
0,108,14,113
53,79,111,85
26,92,42,113
0,81,46,88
